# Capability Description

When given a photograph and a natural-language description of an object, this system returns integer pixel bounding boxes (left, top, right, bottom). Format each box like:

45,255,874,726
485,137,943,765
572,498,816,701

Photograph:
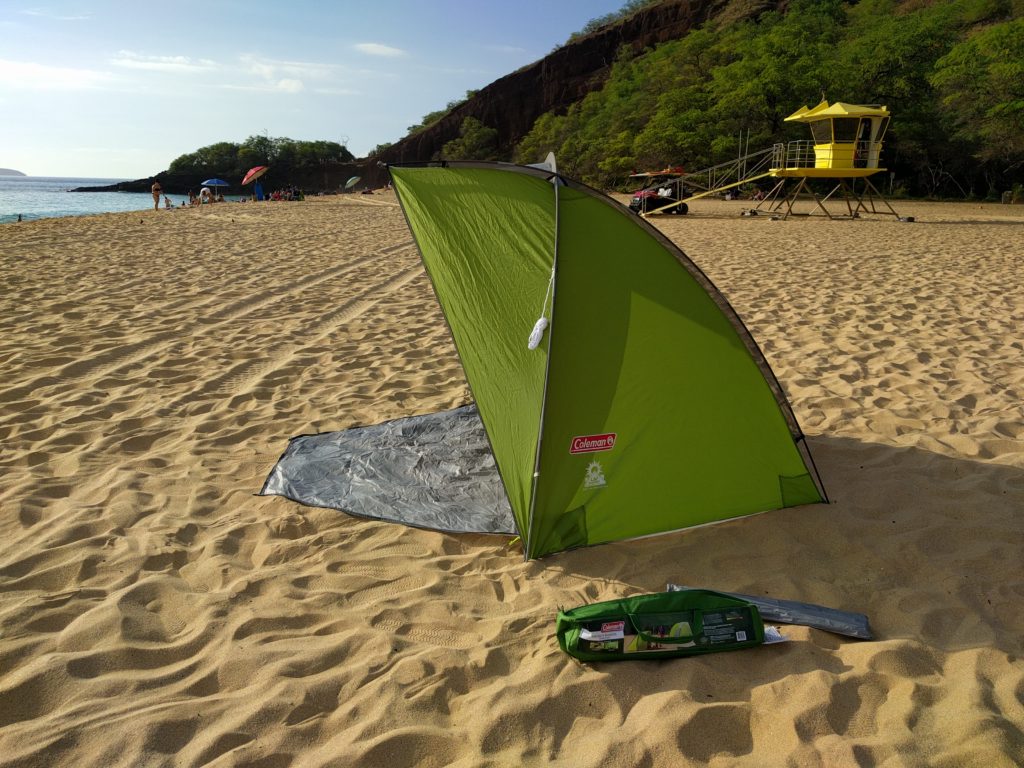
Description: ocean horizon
0,175,207,224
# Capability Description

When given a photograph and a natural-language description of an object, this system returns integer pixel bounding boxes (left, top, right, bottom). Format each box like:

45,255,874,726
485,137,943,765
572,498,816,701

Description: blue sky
0,1,625,178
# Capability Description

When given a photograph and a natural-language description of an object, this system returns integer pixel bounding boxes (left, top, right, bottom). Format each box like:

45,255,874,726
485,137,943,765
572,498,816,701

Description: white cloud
354,43,407,58
276,78,304,93
234,54,365,94
314,87,360,96
219,80,306,93
0,58,111,90
239,54,337,81
111,51,217,74
21,8,90,21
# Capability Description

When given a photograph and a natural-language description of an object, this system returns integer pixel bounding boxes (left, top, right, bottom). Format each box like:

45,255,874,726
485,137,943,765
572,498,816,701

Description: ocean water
0,175,195,224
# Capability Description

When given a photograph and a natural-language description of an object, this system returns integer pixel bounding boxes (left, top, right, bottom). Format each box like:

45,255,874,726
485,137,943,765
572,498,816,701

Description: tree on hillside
238,134,275,168
169,142,240,174
832,0,964,195
441,117,500,161
931,17,1024,172
516,111,573,167
407,91,480,136
708,1,847,138
168,136,354,181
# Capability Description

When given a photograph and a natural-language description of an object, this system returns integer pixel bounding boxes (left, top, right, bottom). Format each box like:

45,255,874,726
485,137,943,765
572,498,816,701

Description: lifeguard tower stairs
640,101,900,220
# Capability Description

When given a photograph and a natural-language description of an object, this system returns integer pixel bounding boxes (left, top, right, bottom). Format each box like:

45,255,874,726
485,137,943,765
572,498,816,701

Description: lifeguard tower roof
785,100,889,122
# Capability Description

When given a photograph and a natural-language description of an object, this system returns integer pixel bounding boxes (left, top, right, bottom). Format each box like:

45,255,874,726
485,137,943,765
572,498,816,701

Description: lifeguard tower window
855,119,873,168
833,118,860,142
810,121,831,144
876,117,890,141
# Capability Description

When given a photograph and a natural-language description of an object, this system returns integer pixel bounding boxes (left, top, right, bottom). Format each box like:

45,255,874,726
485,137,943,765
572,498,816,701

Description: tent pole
799,435,831,504
524,173,562,560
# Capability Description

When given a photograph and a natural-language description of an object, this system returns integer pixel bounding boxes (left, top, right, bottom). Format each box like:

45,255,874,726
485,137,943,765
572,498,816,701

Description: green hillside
506,0,1023,198
167,136,354,181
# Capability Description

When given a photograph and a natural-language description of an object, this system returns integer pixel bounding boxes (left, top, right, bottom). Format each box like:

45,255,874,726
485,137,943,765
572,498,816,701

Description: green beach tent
387,161,827,559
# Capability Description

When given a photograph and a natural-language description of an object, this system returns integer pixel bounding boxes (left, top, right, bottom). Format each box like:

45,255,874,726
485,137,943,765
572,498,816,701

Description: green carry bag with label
556,589,765,662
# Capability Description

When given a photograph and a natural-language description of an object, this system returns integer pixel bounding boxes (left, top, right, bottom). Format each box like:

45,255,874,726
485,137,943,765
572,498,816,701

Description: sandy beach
2,193,1023,766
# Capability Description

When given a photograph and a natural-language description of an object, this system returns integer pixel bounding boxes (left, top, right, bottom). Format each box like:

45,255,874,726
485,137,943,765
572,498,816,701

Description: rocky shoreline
71,162,375,196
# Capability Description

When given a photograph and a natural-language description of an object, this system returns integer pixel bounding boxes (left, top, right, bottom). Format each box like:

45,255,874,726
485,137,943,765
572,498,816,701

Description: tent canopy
382,161,826,558
263,161,826,559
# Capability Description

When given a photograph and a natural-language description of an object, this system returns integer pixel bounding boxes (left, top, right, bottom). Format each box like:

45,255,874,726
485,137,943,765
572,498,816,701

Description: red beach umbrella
242,165,269,185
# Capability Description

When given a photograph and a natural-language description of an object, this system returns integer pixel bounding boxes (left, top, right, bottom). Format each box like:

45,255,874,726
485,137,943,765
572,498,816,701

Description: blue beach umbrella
202,178,230,189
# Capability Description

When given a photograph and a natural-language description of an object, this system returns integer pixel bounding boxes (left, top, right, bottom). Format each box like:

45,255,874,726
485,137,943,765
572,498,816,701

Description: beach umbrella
202,178,230,189
344,176,361,190
242,166,268,185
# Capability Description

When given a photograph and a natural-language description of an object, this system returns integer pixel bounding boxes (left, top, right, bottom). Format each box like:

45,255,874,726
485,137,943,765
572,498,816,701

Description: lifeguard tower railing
639,139,876,212
773,141,814,170
771,140,879,172
639,140,895,218
646,147,776,210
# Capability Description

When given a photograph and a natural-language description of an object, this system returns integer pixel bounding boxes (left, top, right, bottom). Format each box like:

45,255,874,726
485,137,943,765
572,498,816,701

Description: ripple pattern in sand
1,197,1023,766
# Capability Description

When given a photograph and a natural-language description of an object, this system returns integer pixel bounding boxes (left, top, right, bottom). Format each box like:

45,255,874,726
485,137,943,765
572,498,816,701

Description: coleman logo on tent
570,433,617,454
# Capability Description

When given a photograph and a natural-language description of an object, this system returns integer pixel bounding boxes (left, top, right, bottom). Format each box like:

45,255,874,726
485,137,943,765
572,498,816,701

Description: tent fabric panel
528,186,822,557
390,167,554,536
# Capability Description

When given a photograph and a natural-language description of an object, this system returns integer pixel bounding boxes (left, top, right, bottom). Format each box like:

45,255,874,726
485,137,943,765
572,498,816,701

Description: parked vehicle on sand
629,189,688,215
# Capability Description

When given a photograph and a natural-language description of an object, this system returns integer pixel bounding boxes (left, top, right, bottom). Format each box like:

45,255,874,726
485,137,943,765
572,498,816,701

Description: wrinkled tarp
260,405,516,535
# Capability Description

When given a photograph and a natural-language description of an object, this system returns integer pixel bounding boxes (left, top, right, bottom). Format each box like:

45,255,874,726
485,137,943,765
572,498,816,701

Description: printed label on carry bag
700,609,757,645
579,620,625,642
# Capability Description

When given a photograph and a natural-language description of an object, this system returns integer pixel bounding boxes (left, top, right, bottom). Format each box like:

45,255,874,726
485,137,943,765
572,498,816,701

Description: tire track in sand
5,240,416,408
155,262,425,416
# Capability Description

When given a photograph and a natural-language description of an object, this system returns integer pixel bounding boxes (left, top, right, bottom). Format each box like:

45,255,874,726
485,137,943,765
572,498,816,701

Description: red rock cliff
374,0,785,173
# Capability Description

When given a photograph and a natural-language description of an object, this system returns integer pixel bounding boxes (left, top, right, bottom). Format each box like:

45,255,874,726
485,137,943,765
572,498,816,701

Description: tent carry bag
556,589,765,662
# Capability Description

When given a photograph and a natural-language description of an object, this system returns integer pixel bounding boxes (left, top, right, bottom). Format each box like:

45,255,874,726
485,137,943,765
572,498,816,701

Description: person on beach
151,180,162,210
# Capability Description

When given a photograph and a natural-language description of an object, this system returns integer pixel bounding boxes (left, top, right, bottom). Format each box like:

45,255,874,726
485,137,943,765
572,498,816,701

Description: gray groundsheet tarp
260,405,516,534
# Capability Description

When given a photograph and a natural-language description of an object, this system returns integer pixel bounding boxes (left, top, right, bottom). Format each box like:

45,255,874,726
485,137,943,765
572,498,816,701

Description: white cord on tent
528,157,560,352
527,268,555,350
527,317,548,350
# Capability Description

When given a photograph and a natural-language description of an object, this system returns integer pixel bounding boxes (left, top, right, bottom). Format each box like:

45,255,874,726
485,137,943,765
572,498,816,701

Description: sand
1,193,1023,767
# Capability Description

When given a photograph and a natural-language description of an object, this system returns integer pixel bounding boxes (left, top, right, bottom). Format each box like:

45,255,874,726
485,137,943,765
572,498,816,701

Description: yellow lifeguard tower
632,99,902,219
760,100,899,218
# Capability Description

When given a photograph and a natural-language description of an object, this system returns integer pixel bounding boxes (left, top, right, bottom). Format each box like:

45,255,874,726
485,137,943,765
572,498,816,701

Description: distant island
0,168,27,176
